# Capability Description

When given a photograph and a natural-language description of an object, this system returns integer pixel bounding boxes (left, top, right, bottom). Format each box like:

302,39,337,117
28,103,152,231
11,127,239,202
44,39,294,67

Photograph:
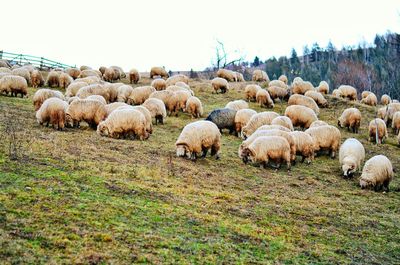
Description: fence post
0,50,2,59
40,57,44,70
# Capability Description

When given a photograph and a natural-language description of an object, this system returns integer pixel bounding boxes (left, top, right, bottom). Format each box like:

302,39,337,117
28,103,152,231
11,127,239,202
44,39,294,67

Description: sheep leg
201,148,208,158
286,160,291,171
383,180,390,192
330,150,336,159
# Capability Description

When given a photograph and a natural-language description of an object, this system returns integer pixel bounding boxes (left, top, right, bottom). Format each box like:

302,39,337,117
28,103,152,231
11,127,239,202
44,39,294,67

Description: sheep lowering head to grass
149,90,176,115
33,88,65,111
59,73,73,89
66,68,81,80
338,85,357,101
284,105,318,129
116,85,134,103
288,94,320,115
305,125,341,158
317,81,329,94
211,77,229,94
31,70,44,88
0,75,28,97
66,99,107,129
368,118,388,144
11,68,31,85
338,108,362,133
278,75,288,84
289,131,315,164
304,90,328,107
266,86,290,101
359,155,394,192
234,109,257,137
104,102,129,116
150,66,169,79
256,89,274,108
36,97,68,130
244,84,261,102
151,78,167,91
129,68,140,84
339,138,365,178
271,116,294,131
186,96,203,118
391,111,400,134
252,70,269,82
77,84,110,103
46,71,60,88
241,111,279,139
360,92,378,106
142,98,167,125
381,94,391,105
166,74,189,86
225,100,249,111
291,80,314,95
216,69,236,82
175,120,221,160
128,86,156,105
206,108,237,134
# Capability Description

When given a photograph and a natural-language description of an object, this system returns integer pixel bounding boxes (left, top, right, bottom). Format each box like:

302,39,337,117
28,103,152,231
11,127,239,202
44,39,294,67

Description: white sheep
339,138,365,177
36,97,68,130
360,155,394,192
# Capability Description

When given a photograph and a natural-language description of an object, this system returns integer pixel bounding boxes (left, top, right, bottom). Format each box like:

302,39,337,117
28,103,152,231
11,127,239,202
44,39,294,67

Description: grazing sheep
241,136,291,170
269,80,287,89
149,90,176,115
33,89,65,111
381,94,391,105
142,98,167,124
36,97,68,130
234,109,257,137
103,82,124,102
151,78,167,91
175,120,221,160
216,69,236,82
46,71,60,88
77,84,110,103
304,90,328,107
65,81,87,98
288,94,320,115
266,86,289,101
360,155,394,192
79,69,101,78
278,75,288,84
205,108,237,134
284,105,318,129
256,89,274,108
129,68,140,84
11,68,31,85
360,92,378,106
305,125,341,158
59,73,73,89
150,66,169,79
128,86,156,105
369,118,388,144
310,120,328,128
239,129,296,162
75,76,101,85
175,81,191,89
317,81,329,94
384,103,400,125
31,70,44,88
377,107,387,120
271,116,294,131
105,102,129,116
110,66,126,78
186,96,203,118
117,85,134,103
171,90,192,115
241,111,280,138
80,66,92,71
391,111,400,134
66,99,107,129
129,106,153,134
99,66,106,75
0,75,28,97
252,70,269,82
337,85,357,101
339,138,365,178
235,72,245,82
289,131,315,164
244,84,261,102
97,108,149,140
225,99,249,111
166,74,189,86
361,91,372,99
66,68,81,79
291,80,314,95
338,108,362,133
166,85,194,95
255,125,291,132
86,95,107,105
103,67,119,82
332,89,341,98
211,77,229,94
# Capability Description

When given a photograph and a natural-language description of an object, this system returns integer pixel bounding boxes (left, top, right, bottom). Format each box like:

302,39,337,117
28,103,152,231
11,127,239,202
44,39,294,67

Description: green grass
0,77,399,264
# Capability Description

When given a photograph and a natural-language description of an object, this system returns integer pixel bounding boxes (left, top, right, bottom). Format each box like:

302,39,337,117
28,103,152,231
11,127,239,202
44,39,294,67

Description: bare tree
212,40,244,69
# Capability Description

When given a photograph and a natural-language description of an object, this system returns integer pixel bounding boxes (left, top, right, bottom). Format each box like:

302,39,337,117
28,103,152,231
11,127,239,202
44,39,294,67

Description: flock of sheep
0,60,398,192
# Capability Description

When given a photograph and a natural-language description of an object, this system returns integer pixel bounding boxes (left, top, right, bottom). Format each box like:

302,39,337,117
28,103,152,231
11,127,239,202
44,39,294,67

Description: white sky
2,0,400,71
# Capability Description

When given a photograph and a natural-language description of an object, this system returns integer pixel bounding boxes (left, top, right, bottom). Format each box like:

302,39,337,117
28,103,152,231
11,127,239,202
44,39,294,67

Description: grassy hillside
0,77,399,264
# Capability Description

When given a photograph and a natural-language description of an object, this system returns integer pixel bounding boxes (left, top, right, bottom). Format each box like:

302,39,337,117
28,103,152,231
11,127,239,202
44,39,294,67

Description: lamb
278,75,288,84
66,68,81,79
77,84,110,103
244,84,261,102
149,90,176,115
46,71,60,88
36,97,68,130
97,108,149,140
211,77,229,94
205,108,237,134
241,136,291,170
59,73,73,89
239,129,296,163
252,70,269,82
216,69,236,82
234,109,257,137
0,75,28,97
271,116,294,131
33,88,65,111
65,81,88,98
381,94,391,105
117,85,134,103
288,94,320,115
304,90,328,107
11,68,31,85
166,74,189,86
337,108,362,133
127,86,156,105
185,96,203,118
105,102,129,116
151,78,167,91
66,99,107,129
289,131,315,164
86,95,107,105
339,138,365,178
392,111,400,134
128,68,140,84
360,92,378,106
368,118,388,144
256,89,274,108
142,98,167,124
241,111,280,138
171,90,192,115
284,105,318,129
31,70,44,88
310,120,328,128
359,155,394,192
337,85,357,101
305,125,341,158
225,100,249,111
150,66,169,79
291,80,314,95
266,86,289,101
317,81,329,94
175,120,221,160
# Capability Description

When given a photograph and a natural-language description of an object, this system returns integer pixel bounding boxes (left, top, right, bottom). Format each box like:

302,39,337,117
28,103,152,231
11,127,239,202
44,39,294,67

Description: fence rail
0,51,75,70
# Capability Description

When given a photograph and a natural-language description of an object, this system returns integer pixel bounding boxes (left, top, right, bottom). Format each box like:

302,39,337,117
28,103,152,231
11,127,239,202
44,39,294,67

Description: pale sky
2,0,399,71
